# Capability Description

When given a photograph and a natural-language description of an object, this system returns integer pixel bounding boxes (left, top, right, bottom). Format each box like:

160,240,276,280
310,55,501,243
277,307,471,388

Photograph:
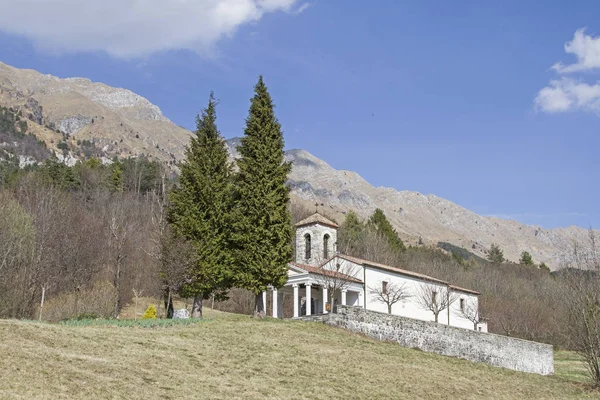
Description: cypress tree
232,76,293,318
168,92,233,318
368,208,406,252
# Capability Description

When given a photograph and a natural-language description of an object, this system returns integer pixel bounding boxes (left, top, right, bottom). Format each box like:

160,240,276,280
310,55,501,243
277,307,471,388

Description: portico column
322,286,328,314
272,288,278,319
293,284,299,318
341,289,347,306
262,291,267,312
306,283,312,316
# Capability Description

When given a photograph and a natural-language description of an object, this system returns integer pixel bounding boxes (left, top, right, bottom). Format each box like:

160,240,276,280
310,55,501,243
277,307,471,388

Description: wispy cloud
535,28,600,114
0,0,304,59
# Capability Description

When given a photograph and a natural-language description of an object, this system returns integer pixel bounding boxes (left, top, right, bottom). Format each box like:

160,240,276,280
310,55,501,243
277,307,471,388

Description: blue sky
0,0,598,229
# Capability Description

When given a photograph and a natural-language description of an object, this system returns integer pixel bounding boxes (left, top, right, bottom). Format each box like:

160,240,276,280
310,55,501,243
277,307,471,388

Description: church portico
265,273,363,319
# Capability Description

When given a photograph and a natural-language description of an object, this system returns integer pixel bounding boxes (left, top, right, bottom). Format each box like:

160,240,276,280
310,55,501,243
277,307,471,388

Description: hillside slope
0,311,595,399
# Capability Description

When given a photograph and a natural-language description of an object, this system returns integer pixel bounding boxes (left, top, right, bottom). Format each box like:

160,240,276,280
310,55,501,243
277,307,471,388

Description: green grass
555,350,592,384
0,310,598,399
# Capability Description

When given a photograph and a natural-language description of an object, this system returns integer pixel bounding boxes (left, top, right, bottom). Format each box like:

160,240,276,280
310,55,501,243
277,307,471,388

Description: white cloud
536,28,600,115
535,77,600,114
0,0,305,58
552,28,600,73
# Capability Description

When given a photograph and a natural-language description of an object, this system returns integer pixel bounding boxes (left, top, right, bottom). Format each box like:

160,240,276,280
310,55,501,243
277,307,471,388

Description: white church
265,213,487,332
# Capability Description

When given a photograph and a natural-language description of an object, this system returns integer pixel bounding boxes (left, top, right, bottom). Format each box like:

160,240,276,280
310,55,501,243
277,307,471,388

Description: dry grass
0,310,598,400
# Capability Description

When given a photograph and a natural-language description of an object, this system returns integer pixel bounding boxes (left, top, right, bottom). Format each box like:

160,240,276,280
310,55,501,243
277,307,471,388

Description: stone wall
323,305,554,375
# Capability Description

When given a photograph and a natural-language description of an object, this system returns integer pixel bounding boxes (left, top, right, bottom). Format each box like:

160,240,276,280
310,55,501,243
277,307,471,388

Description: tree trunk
434,312,439,323
253,293,266,318
388,304,392,314
164,289,174,319
113,257,122,319
191,296,203,318
39,285,46,321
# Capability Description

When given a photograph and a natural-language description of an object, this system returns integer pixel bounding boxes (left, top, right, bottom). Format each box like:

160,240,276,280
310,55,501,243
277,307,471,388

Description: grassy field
0,310,598,400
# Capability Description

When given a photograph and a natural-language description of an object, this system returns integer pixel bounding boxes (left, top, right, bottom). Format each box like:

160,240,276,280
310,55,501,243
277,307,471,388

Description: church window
323,234,330,259
304,233,311,260
460,298,465,312
432,291,437,306
382,281,388,295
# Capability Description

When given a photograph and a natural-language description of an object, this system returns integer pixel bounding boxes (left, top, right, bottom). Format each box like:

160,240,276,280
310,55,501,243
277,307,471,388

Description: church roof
330,254,480,295
289,262,362,283
295,213,339,229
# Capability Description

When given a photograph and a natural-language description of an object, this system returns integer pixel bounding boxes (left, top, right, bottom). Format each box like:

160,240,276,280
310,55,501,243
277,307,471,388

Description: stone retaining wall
321,305,554,375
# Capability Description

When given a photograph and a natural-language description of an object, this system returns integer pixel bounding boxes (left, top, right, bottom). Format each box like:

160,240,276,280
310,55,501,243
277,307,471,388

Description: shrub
142,304,157,319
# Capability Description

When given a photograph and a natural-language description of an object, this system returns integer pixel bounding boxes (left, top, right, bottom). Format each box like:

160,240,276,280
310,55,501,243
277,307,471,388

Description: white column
359,291,364,308
306,283,312,316
272,288,278,319
262,291,267,312
322,286,328,314
293,284,299,318
341,289,347,306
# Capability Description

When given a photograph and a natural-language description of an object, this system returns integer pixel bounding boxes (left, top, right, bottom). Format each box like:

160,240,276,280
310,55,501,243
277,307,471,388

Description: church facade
265,213,487,332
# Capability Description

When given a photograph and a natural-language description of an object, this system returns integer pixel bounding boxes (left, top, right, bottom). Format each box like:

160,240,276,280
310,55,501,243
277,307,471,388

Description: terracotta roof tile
294,213,339,229
334,254,480,294
289,262,362,283
449,285,480,296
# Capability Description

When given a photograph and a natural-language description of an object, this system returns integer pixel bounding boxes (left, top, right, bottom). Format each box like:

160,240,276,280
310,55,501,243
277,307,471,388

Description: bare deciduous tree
314,258,359,312
415,284,457,323
562,229,600,386
369,280,411,314
459,298,483,330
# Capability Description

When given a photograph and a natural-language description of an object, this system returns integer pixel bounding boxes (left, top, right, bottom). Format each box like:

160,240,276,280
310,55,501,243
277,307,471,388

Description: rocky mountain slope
0,61,190,164
0,61,590,269
273,147,594,269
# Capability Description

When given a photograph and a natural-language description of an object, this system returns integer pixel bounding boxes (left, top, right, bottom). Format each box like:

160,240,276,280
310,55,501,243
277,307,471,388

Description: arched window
323,234,330,259
304,233,311,260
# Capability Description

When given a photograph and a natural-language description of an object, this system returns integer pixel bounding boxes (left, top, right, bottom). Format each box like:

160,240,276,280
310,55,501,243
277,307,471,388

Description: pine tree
368,208,406,252
338,210,365,253
109,162,124,193
231,76,293,318
168,92,233,318
487,243,505,263
520,251,534,266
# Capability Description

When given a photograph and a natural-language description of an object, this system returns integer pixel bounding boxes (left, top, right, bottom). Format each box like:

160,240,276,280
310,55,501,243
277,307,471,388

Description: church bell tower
294,213,339,266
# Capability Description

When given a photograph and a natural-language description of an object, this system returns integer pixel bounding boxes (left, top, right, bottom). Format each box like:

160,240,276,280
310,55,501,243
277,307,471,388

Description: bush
142,304,157,319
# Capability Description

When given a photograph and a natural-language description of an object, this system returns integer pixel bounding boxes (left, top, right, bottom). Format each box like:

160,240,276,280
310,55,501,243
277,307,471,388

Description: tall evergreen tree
168,92,233,318
368,208,406,252
487,243,505,263
231,76,292,318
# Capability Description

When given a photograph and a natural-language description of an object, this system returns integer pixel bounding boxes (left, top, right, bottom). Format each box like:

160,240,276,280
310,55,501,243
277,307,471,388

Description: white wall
364,267,448,324
448,291,484,331
364,267,482,330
